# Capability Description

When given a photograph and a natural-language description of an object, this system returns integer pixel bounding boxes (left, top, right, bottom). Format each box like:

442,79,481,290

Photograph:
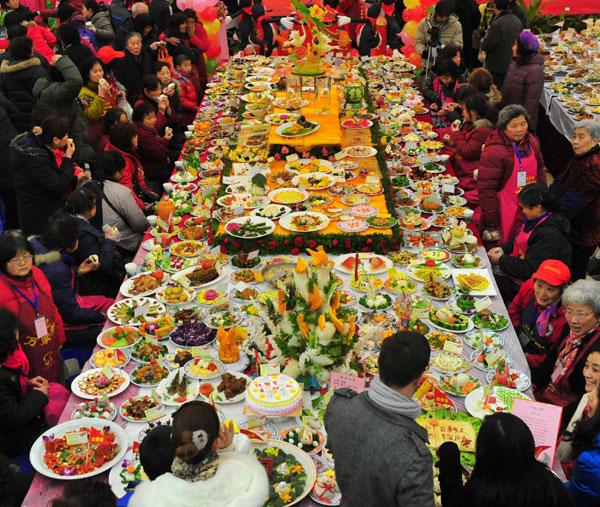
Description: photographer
414,0,463,70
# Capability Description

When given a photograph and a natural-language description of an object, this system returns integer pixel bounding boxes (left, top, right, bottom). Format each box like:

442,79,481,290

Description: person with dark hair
130,401,267,507
448,92,496,203
132,13,159,57
453,0,480,70
33,54,95,165
113,32,153,106
86,151,147,258
488,182,572,303
164,12,194,61
82,0,115,48
0,232,65,383
97,107,128,153
501,30,544,130
414,0,463,70
78,57,124,152
30,216,112,348
0,90,19,230
51,479,117,507
64,188,122,297
423,60,463,111
551,121,600,282
325,331,434,506
0,19,51,73
509,259,571,370
480,0,522,89
438,413,573,507
0,35,48,132
155,61,182,113
172,54,199,127
0,0,34,20
132,102,173,186
567,382,600,505
478,104,545,244
468,67,502,108
11,114,86,236
55,23,94,70
105,121,158,211
182,8,209,100
139,425,176,480
0,451,33,506
149,0,172,35
134,74,171,134
6,9,58,65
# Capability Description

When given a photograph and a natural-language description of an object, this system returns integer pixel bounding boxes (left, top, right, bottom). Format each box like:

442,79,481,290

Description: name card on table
248,249,259,260
334,151,346,160
443,340,463,355
512,398,563,468
286,154,300,162
365,176,380,185
247,415,266,429
145,405,166,422
474,296,493,312
418,155,432,165
234,281,249,293
211,245,222,256
302,415,322,429
260,363,280,376
134,303,150,318
66,430,89,445
485,349,503,367
215,139,227,146
405,142,418,150
329,371,365,393
442,184,455,194
157,217,169,231
101,364,113,378
191,346,212,358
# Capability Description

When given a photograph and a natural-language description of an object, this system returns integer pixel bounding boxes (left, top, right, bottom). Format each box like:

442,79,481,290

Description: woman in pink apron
487,183,572,303
476,104,546,244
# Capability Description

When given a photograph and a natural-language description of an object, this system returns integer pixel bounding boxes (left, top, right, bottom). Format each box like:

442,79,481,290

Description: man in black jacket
149,0,173,35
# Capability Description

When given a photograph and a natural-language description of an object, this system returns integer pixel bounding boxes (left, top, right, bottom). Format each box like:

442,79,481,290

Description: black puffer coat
0,57,48,132
0,91,18,192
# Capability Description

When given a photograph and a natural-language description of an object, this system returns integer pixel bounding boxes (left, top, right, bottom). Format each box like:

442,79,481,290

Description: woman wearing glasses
0,232,65,384
532,280,600,408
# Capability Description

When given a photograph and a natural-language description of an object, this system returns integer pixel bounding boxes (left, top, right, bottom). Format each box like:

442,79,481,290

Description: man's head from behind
494,0,510,12
378,331,430,394
139,425,176,480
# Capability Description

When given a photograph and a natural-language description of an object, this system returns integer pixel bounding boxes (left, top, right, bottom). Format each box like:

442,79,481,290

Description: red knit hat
532,260,571,287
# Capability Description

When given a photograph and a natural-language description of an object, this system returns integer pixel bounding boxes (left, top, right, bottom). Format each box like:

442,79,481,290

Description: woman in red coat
477,104,546,244
133,102,173,185
183,9,209,101
0,233,65,384
449,93,497,206
105,121,158,212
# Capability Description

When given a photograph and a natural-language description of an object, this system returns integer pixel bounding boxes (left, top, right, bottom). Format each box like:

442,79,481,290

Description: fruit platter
487,363,531,392
334,253,391,275
89,348,129,369
184,357,225,380
465,386,531,419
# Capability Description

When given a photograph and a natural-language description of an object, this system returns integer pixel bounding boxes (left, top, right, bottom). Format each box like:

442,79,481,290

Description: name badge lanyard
512,142,532,171
11,280,39,316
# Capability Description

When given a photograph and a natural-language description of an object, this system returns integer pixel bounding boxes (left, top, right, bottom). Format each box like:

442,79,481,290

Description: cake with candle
246,374,302,416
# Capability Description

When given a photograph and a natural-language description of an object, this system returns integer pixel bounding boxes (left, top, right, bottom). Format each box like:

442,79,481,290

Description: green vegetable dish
254,446,308,507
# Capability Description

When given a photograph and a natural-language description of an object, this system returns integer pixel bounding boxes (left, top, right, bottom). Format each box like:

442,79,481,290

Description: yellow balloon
203,19,221,35
404,0,420,8
404,20,419,38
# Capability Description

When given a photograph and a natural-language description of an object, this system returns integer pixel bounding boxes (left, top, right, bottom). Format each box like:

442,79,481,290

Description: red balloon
201,6,218,22
403,7,427,22
401,43,415,56
206,41,221,58
402,9,412,22
408,51,423,67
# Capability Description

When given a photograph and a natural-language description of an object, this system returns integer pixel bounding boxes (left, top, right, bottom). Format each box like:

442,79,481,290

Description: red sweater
27,24,56,63
135,122,169,180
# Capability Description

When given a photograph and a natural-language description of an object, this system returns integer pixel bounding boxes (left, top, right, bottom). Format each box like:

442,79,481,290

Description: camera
427,25,442,48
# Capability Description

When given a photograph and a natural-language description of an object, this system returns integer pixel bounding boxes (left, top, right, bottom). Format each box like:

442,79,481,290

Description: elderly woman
112,32,153,106
510,259,571,370
532,280,600,408
477,104,546,244
501,30,545,130
551,120,600,281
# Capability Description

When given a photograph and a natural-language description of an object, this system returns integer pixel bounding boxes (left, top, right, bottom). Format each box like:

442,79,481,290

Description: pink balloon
400,30,414,46
176,0,191,9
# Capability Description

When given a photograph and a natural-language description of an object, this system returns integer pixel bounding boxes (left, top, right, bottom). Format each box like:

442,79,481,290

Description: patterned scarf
170,452,219,482
536,304,557,337
553,327,599,381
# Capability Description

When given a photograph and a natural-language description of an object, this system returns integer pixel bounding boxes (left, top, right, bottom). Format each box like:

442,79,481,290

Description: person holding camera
414,0,463,71
480,0,522,89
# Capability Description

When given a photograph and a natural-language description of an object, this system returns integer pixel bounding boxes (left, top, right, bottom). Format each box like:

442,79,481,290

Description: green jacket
32,56,95,164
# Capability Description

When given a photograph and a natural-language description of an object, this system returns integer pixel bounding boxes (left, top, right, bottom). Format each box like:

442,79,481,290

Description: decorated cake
246,374,302,416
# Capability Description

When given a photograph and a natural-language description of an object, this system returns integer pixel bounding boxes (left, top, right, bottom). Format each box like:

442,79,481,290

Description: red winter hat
532,260,571,287
97,46,125,64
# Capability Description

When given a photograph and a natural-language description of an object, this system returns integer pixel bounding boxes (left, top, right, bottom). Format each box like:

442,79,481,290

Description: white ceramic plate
276,121,320,138
120,272,163,298
333,253,392,275
224,216,276,239
197,372,252,404
451,269,498,296
155,368,200,406
279,212,330,233
71,368,130,400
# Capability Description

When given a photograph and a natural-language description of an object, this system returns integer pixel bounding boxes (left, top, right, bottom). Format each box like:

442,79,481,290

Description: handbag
131,164,157,204
158,47,174,72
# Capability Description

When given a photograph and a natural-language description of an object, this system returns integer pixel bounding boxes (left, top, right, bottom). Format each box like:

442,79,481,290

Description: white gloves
338,15,351,27
281,16,295,30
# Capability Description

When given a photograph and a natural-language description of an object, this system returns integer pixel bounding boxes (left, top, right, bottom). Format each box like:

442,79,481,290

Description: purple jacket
501,53,545,130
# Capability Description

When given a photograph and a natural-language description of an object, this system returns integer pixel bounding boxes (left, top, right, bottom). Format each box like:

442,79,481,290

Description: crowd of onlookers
0,0,599,506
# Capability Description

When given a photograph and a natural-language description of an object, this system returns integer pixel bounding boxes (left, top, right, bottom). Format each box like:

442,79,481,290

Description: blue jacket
568,434,600,507
30,237,104,325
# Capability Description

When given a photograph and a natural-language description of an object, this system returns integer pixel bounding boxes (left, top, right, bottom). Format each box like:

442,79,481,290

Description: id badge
550,363,564,384
34,315,48,338
517,171,527,187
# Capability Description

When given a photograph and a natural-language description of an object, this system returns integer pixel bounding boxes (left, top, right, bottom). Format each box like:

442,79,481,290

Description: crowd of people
0,0,599,506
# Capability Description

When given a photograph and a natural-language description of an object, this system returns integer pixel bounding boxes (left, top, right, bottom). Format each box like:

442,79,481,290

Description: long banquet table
22,56,567,506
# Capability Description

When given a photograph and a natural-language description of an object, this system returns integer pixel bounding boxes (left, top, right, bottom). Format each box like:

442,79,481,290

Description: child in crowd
171,55,199,127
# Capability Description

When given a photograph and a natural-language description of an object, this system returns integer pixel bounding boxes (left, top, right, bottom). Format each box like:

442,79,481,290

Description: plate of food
407,263,452,282
292,172,335,190
107,298,166,327
130,361,170,387
384,276,418,294
169,322,217,348
451,254,486,269
420,248,451,262
97,326,141,349
356,183,383,196
251,204,291,220
71,368,130,400
206,311,239,329
272,97,309,109
425,330,463,352
198,371,251,404
430,351,469,374
342,145,377,158
285,159,334,174
337,219,368,233
171,261,226,290
340,194,370,206
268,187,310,205
276,118,320,137
440,373,481,397
463,329,503,349
358,293,393,312
130,338,168,363
169,240,204,258
422,275,455,300
470,348,512,371
279,212,330,233
465,386,531,419
472,310,510,331
398,214,431,231
184,357,225,380
108,447,148,498
487,367,531,392
360,311,397,327
452,270,497,296
428,307,473,333
265,112,300,125
366,215,397,228
155,368,200,406
448,294,482,315
71,398,117,421
225,216,276,239
253,440,316,506
310,470,342,506
335,253,391,275
341,117,373,129
280,425,326,456
120,272,163,298
349,275,384,292
387,251,418,266
30,419,127,479
89,348,129,369
120,396,164,422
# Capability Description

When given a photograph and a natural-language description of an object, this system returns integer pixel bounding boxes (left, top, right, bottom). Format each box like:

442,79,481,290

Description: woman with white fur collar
129,401,269,507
